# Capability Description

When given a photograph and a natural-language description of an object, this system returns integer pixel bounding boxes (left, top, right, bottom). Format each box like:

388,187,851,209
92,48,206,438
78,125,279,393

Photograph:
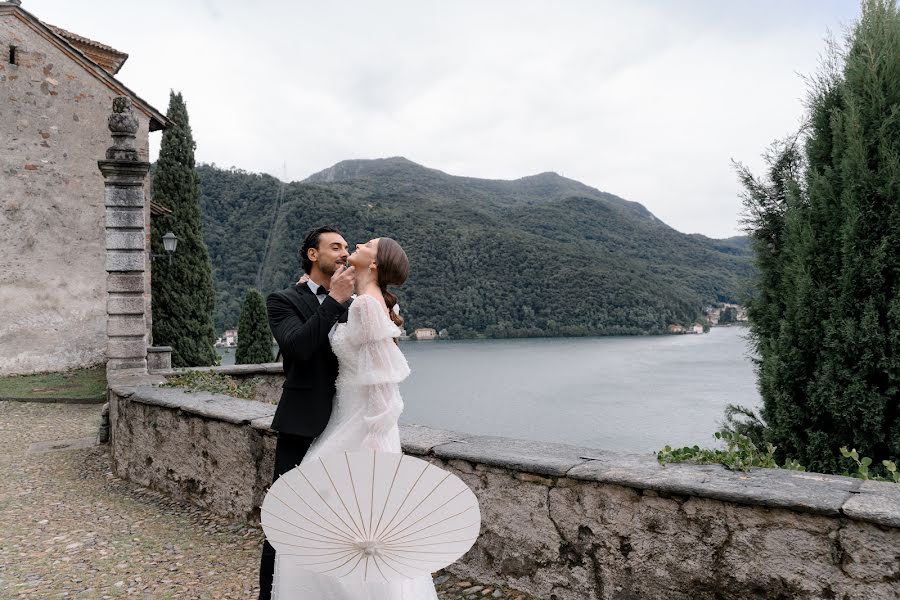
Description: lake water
218,326,760,454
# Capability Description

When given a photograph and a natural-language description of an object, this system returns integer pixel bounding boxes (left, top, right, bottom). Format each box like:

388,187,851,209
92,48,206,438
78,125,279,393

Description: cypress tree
743,0,900,473
736,136,806,452
150,91,218,367
805,0,900,472
235,289,273,365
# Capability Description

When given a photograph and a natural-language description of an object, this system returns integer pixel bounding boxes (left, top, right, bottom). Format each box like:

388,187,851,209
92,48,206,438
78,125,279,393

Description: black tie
314,285,329,296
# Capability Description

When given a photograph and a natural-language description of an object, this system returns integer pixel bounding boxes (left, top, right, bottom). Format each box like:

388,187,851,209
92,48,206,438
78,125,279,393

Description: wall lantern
162,231,178,254
151,231,178,264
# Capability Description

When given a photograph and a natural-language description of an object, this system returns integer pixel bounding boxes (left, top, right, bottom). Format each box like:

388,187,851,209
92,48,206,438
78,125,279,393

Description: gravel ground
0,402,538,600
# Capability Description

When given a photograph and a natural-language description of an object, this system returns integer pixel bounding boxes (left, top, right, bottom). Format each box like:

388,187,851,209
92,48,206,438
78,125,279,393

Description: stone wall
150,362,285,405
107,368,900,600
0,12,152,375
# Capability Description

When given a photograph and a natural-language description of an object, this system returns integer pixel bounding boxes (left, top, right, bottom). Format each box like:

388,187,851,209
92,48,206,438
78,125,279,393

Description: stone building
0,0,167,375
412,327,438,341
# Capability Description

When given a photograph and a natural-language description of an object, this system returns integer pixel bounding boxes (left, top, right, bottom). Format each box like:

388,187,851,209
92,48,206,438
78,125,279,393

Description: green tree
194,159,752,338
741,0,900,473
235,289,273,364
150,91,217,367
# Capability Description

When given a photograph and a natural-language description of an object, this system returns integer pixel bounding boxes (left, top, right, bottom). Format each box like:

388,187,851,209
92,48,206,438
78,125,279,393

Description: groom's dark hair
299,226,343,274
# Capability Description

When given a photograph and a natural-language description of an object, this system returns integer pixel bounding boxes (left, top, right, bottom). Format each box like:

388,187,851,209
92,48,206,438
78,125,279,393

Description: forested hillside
196,158,752,337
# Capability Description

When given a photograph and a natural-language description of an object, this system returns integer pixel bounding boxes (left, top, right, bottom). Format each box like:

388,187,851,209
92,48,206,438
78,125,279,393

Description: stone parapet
152,363,286,377
154,363,285,405
106,384,900,599
146,346,172,372
842,479,900,528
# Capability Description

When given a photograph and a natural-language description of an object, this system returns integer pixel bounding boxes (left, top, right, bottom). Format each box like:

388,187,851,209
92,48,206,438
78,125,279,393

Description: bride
271,237,439,600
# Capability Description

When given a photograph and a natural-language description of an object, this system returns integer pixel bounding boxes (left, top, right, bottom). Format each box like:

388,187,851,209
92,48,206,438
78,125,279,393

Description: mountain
689,233,750,256
197,158,752,337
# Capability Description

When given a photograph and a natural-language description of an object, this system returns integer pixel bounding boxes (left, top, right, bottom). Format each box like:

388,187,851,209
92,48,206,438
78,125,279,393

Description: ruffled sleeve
346,295,410,385
345,295,411,450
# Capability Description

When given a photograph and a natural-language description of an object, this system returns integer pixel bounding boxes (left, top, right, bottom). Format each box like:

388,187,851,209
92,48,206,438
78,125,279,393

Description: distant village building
703,303,748,327
218,329,238,348
412,327,438,341
0,1,167,375
692,323,705,334
667,324,685,334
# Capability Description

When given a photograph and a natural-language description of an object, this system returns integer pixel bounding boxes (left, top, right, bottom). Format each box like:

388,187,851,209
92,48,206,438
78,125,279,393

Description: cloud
34,0,859,237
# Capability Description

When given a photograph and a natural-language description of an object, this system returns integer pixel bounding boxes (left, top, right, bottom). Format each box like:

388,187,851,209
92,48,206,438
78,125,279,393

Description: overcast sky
32,0,859,237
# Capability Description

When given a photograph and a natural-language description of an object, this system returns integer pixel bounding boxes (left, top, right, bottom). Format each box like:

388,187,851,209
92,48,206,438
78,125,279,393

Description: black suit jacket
266,284,350,437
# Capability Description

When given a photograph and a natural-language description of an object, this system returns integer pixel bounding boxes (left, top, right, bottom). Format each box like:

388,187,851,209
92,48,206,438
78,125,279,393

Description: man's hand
328,265,355,303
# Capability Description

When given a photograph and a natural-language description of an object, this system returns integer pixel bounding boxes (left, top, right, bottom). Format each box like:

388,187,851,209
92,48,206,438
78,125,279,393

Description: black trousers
258,431,314,600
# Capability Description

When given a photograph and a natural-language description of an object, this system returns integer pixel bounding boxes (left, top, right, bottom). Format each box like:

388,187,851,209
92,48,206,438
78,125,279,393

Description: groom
258,225,356,600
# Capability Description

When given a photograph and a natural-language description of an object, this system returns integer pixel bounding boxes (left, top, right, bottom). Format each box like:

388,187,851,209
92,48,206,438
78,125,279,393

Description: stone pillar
147,346,173,371
99,97,150,371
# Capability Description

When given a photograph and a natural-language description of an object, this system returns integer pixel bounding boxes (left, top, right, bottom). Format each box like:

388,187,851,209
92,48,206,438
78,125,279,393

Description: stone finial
106,96,140,161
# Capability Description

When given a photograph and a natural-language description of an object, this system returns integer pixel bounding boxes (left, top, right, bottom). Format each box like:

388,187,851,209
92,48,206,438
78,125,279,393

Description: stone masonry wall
150,362,286,405
107,368,900,600
0,14,151,375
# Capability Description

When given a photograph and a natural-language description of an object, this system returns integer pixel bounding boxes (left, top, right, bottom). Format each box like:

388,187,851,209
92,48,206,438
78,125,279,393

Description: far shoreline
216,325,751,365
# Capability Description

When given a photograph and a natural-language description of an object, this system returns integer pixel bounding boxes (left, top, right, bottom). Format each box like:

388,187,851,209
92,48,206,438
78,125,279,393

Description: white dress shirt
306,279,328,304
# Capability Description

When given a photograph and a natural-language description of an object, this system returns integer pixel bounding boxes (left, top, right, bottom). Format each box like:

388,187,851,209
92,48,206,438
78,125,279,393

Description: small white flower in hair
393,303,401,315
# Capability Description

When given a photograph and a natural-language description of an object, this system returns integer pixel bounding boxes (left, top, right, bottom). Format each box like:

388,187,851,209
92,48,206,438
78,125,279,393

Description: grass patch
0,366,107,399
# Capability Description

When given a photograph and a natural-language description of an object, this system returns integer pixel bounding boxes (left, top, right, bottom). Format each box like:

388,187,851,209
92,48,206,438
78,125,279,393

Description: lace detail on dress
345,295,410,386
331,294,410,450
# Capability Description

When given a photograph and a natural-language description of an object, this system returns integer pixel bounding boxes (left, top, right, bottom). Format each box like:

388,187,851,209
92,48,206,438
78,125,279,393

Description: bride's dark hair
375,237,409,329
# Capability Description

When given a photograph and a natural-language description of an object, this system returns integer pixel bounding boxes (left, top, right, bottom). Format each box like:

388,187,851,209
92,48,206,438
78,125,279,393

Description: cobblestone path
0,402,537,600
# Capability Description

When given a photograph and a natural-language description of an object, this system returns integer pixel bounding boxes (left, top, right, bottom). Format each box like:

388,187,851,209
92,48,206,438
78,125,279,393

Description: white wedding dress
271,294,440,600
